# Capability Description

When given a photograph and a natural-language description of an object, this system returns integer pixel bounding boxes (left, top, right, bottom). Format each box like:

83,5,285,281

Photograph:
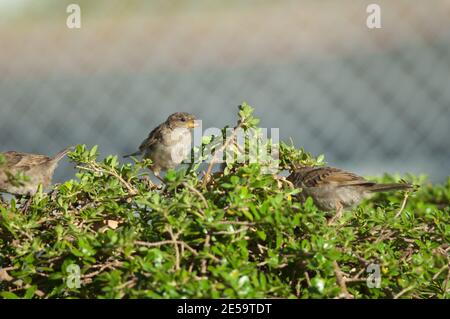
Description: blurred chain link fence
0,0,449,182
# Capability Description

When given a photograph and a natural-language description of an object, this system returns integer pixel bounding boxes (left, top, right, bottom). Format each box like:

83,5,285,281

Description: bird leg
154,175,165,184
20,196,33,213
153,171,165,184
328,201,344,225
142,175,158,190
150,171,166,191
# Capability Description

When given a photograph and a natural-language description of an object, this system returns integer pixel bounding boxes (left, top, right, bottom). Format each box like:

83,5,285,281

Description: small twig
333,261,354,299
373,192,410,243
374,228,395,244
34,272,49,278
135,240,180,247
167,228,180,271
441,252,450,295
135,240,198,256
304,272,311,287
82,261,123,279
216,221,255,226
201,234,211,274
395,191,410,218
181,242,199,256
394,285,416,299
257,261,268,267
182,182,209,208
77,164,137,195
202,121,243,187
206,253,220,263
213,227,250,235
180,241,185,256
345,278,368,283
116,278,138,290
257,244,268,254
353,267,367,280
443,263,450,295
12,225,33,241
432,264,449,281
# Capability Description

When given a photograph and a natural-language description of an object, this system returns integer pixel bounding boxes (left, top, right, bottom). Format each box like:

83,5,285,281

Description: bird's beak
188,120,199,128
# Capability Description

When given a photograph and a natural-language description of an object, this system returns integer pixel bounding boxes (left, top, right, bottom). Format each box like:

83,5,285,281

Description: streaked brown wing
3,152,26,166
138,124,164,152
2,152,49,171
289,166,375,188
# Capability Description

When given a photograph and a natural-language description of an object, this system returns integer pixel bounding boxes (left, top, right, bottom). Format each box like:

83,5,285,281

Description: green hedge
0,105,449,299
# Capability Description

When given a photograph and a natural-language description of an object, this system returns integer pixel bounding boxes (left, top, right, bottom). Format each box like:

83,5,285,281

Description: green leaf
0,292,20,299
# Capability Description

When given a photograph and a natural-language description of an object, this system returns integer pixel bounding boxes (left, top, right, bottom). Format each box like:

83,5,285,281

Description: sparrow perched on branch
0,147,73,196
124,112,198,175
287,166,412,223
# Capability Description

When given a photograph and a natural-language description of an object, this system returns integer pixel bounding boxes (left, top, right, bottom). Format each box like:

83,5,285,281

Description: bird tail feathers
123,151,141,159
52,146,75,162
368,183,413,193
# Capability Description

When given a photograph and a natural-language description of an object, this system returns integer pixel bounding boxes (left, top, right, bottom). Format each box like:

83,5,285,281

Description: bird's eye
180,118,187,122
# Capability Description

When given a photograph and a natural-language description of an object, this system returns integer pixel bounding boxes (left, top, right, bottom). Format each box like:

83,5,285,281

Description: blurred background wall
0,0,449,182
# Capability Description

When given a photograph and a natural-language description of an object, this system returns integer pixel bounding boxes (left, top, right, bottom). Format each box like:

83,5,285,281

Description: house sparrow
287,166,412,223
124,112,198,175
0,147,73,196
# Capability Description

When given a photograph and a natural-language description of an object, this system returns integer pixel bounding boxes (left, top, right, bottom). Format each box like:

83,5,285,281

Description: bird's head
166,112,198,129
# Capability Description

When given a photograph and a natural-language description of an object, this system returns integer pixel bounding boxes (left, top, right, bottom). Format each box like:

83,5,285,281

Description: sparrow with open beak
0,147,73,196
287,165,412,223
124,112,198,176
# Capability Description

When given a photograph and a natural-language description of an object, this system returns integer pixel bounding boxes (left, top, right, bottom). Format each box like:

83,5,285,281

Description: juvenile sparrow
287,166,412,223
0,147,73,196
124,112,198,175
